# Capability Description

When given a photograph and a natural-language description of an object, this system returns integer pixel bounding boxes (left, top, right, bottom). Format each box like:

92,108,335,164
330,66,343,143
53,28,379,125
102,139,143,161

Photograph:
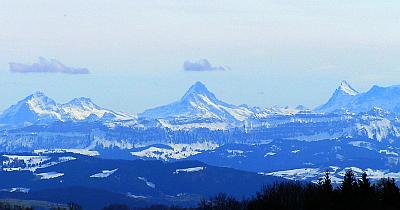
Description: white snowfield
264,168,322,181
126,193,147,199
34,149,99,156
90,169,118,178
0,188,30,193
338,80,359,96
174,166,205,174
2,155,76,172
264,152,276,157
264,166,400,184
131,142,219,161
36,172,64,180
379,150,399,156
138,177,155,188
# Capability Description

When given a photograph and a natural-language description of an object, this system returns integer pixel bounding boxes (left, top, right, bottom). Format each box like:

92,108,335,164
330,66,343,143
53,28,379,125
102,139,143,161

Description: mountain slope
0,153,282,209
0,92,62,126
61,97,130,121
140,82,254,129
316,80,359,113
348,85,400,113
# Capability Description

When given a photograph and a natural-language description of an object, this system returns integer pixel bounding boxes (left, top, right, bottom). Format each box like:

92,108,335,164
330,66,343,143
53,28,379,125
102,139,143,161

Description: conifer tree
340,169,358,194
321,171,333,193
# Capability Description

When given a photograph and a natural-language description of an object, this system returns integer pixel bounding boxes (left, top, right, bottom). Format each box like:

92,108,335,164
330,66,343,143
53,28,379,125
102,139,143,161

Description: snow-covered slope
0,92,132,127
347,85,400,113
0,92,62,126
140,82,254,129
316,81,400,114
61,97,130,121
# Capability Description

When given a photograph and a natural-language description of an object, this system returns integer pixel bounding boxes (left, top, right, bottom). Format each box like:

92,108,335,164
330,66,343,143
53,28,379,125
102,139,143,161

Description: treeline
0,202,81,210
1,170,399,210
0,202,32,210
103,170,400,210
198,170,400,210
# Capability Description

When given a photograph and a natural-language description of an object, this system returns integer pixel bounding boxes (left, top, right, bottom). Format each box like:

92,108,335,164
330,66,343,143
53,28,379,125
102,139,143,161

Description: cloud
9,57,89,74
183,59,227,71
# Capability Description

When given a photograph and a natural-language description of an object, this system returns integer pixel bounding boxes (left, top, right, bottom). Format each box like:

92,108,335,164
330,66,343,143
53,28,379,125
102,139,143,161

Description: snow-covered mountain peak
315,81,359,113
181,81,217,102
61,98,106,120
337,80,358,96
140,82,254,127
0,92,61,125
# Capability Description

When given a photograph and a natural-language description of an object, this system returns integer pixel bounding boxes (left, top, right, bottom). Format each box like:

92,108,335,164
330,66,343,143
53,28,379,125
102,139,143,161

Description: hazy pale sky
1,1,400,114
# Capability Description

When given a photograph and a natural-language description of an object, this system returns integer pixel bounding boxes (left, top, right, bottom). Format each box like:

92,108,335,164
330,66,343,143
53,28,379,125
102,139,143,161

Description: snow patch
379,150,399,156
126,193,147,199
90,169,118,178
138,177,155,188
36,172,64,179
0,187,30,193
174,167,205,174
264,152,276,157
34,149,99,156
291,150,300,154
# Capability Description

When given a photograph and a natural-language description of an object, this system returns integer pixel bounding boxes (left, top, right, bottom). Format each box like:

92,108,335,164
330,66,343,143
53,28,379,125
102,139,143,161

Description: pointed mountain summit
315,80,359,113
336,80,358,96
180,81,218,101
140,81,254,126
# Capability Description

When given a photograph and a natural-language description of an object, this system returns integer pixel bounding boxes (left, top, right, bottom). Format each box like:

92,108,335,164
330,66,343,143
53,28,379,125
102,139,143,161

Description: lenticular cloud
9,57,89,74
183,59,227,71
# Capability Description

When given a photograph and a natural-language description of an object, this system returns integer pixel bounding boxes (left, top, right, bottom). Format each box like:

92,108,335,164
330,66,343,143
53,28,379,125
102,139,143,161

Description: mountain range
1,80,400,194
317,80,400,114
3,80,400,129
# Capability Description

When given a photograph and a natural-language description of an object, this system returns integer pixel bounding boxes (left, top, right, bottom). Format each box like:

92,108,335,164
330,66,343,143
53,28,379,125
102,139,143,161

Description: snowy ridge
0,92,133,127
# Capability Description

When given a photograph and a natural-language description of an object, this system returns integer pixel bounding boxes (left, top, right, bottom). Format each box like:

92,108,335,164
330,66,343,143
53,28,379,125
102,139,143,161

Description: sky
0,0,400,114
